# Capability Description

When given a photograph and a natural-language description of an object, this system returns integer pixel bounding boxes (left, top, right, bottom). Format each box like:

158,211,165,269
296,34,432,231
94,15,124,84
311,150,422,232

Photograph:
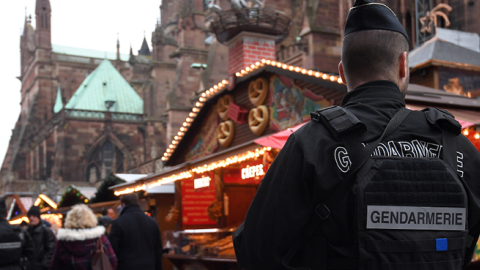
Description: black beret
345,0,409,42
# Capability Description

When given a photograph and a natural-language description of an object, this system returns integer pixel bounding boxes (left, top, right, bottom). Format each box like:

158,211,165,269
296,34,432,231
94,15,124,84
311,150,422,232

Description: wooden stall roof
406,84,480,109
163,60,480,167
164,63,348,167
409,37,480,72
160,60,347,164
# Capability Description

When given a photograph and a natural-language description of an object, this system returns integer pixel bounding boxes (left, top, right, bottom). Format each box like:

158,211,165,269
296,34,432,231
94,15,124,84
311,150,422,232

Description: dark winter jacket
27,221,55,270
49,226,117,270
108,204,163,270
233,81,480,269
0,219,34,270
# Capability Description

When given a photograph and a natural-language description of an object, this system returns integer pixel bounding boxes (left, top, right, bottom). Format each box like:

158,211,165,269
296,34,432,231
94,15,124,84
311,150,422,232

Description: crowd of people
0,193,164,270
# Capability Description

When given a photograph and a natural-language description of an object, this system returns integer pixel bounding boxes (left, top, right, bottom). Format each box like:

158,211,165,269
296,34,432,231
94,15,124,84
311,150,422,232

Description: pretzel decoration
217,120,235,147
248,78,269,106
248,105,269,136
165,206,179,226
217,95,234,120
207,200,223,222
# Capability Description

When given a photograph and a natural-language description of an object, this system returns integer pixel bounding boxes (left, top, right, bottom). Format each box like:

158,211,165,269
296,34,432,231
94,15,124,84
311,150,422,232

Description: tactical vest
0,225,23,266
283,106,473,270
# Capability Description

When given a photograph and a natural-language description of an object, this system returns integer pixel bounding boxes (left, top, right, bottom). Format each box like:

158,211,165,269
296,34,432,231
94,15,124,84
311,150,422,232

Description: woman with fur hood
49,204,117,270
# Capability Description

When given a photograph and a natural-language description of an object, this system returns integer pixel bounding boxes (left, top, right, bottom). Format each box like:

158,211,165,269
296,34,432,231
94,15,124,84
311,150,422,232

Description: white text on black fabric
334,140,464,176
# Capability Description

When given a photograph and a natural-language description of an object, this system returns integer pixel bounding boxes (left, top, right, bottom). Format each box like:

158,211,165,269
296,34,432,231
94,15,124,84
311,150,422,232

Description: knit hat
27,206,41,218
344,0,409,42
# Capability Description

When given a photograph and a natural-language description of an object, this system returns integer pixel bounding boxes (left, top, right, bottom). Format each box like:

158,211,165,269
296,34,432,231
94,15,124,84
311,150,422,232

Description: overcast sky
0,1,161,166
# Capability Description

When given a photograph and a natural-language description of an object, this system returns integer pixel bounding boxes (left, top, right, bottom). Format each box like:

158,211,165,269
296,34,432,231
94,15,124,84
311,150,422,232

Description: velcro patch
0,242,21,249
436,238,448,251
367,206,466,231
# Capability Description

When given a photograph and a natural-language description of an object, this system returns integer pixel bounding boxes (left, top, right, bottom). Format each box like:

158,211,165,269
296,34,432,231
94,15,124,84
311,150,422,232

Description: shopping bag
92,237,113,270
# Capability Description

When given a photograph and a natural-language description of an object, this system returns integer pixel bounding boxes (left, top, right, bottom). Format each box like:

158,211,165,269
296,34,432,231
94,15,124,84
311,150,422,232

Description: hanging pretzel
216,95,234,120
165,206,179,226
248,105,269,136
248,78,269,106
217,120,235,147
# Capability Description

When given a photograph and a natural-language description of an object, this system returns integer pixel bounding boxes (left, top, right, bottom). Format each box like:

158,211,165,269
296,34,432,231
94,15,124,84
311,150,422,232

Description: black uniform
233,81,480,269
0,219,34,270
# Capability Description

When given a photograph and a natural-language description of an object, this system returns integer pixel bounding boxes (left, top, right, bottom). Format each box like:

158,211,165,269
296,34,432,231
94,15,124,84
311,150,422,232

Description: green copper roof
53,85,63,113
65,59,144,114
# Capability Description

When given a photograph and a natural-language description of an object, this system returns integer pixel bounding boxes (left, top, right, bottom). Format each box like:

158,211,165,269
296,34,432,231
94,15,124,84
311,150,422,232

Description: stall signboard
224,159,266,184
181,172,217,226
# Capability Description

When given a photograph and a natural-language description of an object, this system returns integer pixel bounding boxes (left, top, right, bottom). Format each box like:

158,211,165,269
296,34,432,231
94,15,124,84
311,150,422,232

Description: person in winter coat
108,193,163,270
0,198,34,270
49,204,117,270
26,206,55,270
97,216,113,236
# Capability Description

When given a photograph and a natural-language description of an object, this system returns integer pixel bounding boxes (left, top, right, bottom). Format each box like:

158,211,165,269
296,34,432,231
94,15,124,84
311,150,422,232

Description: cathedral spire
35,0,51,30
138,37,151,56
116,33,120,60
23,8,29,30
35,0,51,48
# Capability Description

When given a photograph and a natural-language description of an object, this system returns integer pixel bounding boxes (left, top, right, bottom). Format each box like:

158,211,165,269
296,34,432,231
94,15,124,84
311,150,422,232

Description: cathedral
1,0,480,197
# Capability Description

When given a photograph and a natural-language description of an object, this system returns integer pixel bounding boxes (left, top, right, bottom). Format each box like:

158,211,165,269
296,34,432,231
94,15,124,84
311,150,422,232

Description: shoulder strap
422,107,461,170
423,107,462,136
311,106,367,138
282,108,411,270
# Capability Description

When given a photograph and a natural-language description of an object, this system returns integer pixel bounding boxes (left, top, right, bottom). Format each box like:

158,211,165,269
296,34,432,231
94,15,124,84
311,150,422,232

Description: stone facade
3,0,480,197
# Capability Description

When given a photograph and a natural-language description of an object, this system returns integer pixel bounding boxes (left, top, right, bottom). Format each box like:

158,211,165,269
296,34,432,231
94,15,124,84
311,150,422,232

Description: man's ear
338,61,346,84
399,51,408,79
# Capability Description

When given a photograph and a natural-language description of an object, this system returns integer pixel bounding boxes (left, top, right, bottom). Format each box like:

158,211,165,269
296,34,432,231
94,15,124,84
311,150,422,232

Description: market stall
111,58,348,269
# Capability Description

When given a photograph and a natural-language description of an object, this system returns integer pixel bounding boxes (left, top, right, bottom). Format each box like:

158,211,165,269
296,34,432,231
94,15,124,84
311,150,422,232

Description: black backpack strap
316,108,411,222
282,108,411,270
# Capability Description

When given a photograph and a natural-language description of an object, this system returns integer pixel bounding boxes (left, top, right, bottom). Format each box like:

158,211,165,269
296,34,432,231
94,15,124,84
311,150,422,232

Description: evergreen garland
58,186,88,208
90,173,125,203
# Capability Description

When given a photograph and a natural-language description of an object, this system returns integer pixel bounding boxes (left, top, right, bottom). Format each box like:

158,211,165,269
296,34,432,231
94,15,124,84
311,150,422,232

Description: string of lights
160,58,344,162
115,146,272,196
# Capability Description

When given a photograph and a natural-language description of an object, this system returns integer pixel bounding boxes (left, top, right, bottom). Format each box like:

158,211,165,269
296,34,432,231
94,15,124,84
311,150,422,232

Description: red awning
254,123,306,149
256,106,480,149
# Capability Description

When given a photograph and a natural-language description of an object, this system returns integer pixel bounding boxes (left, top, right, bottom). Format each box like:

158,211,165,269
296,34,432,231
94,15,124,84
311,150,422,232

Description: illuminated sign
194,176,211,189
241,164,264,179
